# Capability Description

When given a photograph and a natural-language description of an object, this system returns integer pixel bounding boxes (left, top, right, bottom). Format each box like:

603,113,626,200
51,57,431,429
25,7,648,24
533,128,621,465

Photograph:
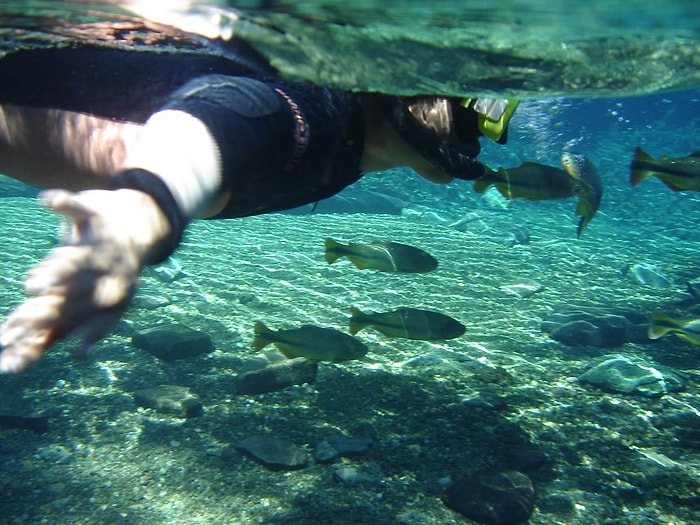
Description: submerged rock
445,470,535,525
542,305,650,347
132,324,213,361
334,462,383,484
133,385,203,417
235,357,318,395
147,256,184,283
131,294,171,310
235,435,308,470
579,355,685,397
551,317,628,347
313,433,373,463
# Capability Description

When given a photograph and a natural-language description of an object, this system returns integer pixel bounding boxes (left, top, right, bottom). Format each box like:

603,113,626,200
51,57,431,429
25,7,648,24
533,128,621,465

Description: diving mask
462,98,519,142
379,95,485,180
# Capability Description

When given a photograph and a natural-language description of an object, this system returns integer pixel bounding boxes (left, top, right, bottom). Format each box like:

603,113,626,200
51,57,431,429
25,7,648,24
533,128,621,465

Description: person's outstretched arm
0,74,363,372
0,109,222,373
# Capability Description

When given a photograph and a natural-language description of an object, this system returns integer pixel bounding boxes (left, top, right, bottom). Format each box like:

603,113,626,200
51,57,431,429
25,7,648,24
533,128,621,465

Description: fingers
40,189,92,218
24,245,94,294
1,188,166,373
0,296,128,373
0,328,53,374
40,189,101,241
0,295,64,373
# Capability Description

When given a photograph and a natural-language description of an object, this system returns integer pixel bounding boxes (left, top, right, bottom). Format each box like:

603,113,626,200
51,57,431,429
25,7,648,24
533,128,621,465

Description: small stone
445,470,535,525
500,280,544,298
334,462,383,484
627,263,671,288
511,226,530,245
132,324,213,361
402,354,444,368
235,435,308,470
481,187,510,210
313,440,340,463
148,257,183,283
539,493,575,516
579,355,685,397
314,433,373,463
326,434,373,456
132,294,171,310
235,357,318,395
133,385,203,417
447,211,482,231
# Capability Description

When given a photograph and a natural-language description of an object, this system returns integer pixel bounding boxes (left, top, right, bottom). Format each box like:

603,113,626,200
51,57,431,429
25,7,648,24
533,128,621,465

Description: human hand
0,188,171,373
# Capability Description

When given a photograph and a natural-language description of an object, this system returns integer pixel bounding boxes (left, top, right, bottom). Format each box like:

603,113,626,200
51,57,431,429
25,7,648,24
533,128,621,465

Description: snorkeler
0,35,516,372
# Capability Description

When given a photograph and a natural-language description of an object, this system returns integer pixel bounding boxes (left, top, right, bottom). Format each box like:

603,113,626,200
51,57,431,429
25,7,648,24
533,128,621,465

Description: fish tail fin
648,311,678,340
251,321,272,351
324,237,342,264
348,306,365,335
630,147,657,186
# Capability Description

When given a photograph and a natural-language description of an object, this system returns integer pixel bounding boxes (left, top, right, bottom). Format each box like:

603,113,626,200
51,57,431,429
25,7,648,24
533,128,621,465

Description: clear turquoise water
1,3,700,525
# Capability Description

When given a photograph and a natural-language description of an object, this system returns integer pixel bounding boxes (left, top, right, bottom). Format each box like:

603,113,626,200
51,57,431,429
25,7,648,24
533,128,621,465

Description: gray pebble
132,324,213,361
334,462,383,484
236,357,318,395
235,435,308,470
133,385,203,418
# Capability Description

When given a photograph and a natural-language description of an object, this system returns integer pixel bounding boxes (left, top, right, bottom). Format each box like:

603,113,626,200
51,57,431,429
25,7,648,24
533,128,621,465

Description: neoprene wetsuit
0,41,364,219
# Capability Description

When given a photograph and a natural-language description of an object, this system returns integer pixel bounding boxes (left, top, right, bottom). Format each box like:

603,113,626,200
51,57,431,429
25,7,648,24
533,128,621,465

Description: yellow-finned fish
474,162,578,201
561,152,603,238
324,238,438,273
649,312,700,345
251,321,368,362
630,147,700,191
349,306,465,340
474,154,602,237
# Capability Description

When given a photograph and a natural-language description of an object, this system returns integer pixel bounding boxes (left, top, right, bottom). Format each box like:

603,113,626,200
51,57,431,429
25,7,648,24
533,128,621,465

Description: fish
561,152,603,237
473,162,578,201
349,306,465,340
324,238,438,273
630,147,700,191
648,312,700,345
251,321,368,362
474,154,602,237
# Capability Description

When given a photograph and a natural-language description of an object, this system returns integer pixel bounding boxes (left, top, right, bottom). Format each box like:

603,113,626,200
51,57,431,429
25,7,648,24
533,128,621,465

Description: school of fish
250,145,700,362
